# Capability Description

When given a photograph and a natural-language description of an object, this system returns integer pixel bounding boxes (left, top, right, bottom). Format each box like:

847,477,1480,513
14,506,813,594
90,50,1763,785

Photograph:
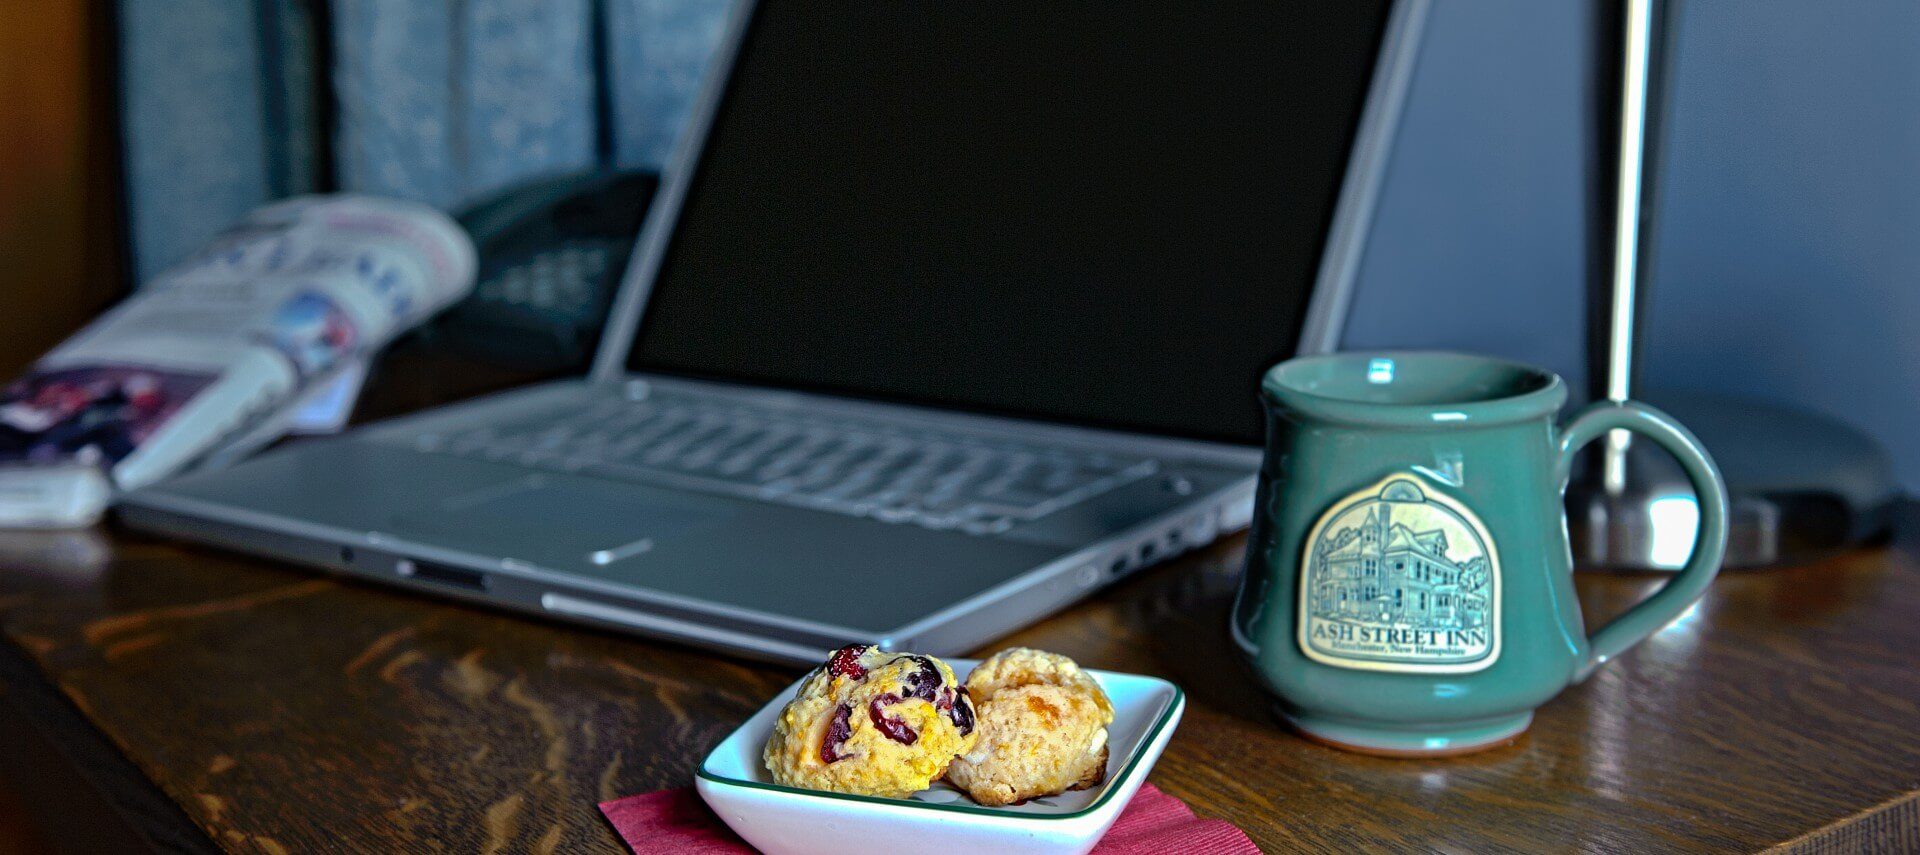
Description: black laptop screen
628,0,1395,445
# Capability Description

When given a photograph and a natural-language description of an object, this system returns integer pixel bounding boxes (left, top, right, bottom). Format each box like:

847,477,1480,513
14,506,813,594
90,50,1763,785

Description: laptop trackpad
390,475,730,567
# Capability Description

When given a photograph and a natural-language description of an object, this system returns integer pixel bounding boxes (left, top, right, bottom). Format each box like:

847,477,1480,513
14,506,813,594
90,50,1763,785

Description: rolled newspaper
0,195,476,528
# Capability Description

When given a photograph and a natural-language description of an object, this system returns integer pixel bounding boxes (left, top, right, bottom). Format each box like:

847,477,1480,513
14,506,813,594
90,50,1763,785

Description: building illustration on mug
1300,476,1500,672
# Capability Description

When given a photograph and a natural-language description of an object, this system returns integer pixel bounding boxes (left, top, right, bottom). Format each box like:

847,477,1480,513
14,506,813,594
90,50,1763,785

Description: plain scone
946,648,1115,806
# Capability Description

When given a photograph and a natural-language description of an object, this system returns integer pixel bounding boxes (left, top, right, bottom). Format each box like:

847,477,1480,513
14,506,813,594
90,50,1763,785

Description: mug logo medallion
1298,474,1501,674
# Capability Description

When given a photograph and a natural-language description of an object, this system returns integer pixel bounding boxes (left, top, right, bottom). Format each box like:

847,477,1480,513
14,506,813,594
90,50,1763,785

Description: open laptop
120,0,1428,663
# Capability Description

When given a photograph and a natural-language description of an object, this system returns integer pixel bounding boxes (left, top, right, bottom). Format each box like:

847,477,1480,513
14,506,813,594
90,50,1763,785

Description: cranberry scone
763,645,978,798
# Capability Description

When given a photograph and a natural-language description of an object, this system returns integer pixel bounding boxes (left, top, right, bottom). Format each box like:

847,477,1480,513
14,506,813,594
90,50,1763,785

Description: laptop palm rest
391,475,732,568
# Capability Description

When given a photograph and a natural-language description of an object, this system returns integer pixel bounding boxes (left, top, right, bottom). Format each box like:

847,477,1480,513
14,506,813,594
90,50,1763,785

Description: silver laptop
120,0,1428,663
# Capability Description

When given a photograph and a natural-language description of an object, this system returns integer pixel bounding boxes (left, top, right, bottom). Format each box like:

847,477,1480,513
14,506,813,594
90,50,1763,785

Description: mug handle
1555,401,1729,680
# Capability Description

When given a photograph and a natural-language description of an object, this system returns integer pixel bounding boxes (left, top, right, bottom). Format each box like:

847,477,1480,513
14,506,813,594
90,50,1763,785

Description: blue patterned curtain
118,0,275,283
117,0,731,283
604,0,731,168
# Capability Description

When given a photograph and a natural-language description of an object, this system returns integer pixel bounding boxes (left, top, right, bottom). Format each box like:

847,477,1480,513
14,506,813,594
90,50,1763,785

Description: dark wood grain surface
0,511,1914,853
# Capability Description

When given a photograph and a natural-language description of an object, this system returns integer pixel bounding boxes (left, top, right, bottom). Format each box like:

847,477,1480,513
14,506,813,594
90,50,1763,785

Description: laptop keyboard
410,391,1160,535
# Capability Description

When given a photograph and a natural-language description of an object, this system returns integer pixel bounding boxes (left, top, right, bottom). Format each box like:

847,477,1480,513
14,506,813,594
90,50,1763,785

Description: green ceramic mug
1233,351,1727,756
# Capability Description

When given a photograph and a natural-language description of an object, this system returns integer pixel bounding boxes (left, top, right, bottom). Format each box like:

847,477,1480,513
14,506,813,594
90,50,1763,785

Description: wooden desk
0,515,1914,853
0,363,1913,852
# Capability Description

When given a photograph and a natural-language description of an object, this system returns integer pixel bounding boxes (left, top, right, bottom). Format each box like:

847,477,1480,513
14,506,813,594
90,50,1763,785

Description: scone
763,644,979,798
946,648,1115,806
964,647,1114,720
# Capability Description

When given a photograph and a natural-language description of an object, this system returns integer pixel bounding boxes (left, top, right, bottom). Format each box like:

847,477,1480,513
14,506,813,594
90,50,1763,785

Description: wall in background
1345,0,1920,491
1639,1,1920,491
1339,0,1591,397
0,1,123,377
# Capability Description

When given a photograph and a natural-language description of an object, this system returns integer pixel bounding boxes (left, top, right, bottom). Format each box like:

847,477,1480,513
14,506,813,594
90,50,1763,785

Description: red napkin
598,783,1259,854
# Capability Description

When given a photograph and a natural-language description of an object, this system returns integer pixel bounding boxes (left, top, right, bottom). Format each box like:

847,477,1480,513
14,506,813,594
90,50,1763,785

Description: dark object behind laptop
432,171,659,372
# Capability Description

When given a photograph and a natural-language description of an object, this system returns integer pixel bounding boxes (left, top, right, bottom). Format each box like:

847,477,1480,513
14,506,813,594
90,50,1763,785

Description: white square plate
695,658,1185,855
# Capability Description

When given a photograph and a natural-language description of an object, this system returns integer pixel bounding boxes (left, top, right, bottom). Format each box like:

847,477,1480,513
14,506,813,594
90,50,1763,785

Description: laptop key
420,390,1159,535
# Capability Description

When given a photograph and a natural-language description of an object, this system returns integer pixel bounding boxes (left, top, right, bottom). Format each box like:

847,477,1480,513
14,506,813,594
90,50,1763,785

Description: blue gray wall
1346,0,1920,491
1340,0,1591,398
1641,1,1920,492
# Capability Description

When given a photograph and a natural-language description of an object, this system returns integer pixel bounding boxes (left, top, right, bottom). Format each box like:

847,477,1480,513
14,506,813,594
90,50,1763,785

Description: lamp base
1568,392,1900,571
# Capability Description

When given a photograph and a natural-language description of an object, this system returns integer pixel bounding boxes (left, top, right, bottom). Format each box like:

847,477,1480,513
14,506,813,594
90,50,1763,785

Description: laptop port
398,560,490,592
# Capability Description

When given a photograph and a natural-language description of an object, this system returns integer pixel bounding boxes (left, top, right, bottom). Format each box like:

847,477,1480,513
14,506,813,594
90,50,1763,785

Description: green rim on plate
695,683,1184,821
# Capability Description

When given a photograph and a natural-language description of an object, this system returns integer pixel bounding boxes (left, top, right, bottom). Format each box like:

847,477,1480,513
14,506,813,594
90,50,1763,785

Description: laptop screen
628,0,1395,445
